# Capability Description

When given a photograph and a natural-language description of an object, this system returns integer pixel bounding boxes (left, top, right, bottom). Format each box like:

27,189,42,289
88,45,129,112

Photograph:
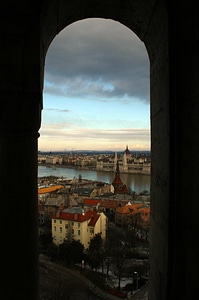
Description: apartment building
51,207,107,249
115,202,150,229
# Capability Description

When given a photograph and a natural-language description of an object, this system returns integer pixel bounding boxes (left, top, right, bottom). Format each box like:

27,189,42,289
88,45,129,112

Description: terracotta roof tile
52,209,94,222
88,212,100,226
84,198,100,206
38,185,64,194
116,203,144,214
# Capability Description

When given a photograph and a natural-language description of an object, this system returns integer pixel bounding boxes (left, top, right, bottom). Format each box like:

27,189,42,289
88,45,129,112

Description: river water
38,165,151,194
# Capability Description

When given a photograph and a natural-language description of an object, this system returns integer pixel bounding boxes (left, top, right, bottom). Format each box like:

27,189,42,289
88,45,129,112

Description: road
39,260,101,300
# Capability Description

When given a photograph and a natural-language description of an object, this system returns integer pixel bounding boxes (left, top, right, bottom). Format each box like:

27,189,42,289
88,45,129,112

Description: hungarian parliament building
96,146,151,175
38,145,151,175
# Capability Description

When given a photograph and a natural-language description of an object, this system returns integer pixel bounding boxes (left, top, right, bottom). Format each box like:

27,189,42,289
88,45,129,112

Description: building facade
96,146,151,174
51,207,107,249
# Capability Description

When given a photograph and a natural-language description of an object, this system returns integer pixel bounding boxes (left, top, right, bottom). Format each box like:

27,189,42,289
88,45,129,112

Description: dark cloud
44,18,149,103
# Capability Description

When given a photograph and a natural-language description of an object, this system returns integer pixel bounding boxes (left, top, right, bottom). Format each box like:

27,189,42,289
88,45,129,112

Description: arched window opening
40,18,150,153
4,1,198,300
38,18,150,298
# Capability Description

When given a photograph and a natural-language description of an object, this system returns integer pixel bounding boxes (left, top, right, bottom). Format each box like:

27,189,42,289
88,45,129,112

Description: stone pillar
146,2,170,300
168,2,199,299
0,92,42,299
0,5,43,297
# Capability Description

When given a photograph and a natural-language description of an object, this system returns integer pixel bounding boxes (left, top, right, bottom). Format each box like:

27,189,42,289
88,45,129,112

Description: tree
58,242,70,264
112,240,127,290
87,233,105,271
70,240,85,264
58,240,85,265
46,243,58,261
39,232,53,253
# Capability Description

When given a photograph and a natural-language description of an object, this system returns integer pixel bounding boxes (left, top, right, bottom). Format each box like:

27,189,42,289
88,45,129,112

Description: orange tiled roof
138,207,150,222
84,198,100,206
38,185,64,194
116,203,144,214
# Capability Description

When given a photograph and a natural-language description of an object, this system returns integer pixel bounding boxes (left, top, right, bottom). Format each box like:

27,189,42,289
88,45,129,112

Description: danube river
38,165,151,194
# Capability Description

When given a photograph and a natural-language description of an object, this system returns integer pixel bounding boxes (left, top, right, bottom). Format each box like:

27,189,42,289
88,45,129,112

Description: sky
39,18,150,152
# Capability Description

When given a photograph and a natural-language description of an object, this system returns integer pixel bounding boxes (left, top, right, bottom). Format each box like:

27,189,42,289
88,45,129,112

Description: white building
51,207,107,249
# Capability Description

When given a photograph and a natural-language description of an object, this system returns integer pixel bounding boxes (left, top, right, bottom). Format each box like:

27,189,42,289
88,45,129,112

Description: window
78,230,80,236
54,226,56,231
60,227,62,233
90,228,94,234
60,220,62,224
54,219,56,223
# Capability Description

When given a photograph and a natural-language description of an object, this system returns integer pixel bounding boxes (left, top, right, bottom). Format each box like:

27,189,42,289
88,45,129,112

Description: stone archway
2,1,199,299
2,0,199,299
40,1,169,300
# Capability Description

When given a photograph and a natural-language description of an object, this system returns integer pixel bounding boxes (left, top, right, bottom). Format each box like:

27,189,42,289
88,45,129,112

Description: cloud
40,125,150,143
45,108,70,113
40,18,150,152
38,126,150,151
44,18,149,103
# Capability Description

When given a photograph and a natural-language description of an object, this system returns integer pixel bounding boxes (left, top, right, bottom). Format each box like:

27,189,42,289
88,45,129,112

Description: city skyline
39,18,150,152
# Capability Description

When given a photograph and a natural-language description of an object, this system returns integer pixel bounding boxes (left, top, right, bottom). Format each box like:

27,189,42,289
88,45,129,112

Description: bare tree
112,240,127,290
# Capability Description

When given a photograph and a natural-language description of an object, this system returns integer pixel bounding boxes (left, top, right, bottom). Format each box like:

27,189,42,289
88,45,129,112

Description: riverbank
38,164,151,194
38,162,151,176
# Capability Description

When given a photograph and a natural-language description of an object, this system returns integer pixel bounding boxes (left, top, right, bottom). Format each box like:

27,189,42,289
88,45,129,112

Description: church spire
116,159,120,174
112,160,128,194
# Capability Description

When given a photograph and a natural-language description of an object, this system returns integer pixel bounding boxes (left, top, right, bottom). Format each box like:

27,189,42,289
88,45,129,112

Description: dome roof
124,145,131,155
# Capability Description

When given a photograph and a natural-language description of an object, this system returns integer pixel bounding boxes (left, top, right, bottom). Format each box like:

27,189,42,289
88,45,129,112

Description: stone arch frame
40,1,169,299
4,1,199,300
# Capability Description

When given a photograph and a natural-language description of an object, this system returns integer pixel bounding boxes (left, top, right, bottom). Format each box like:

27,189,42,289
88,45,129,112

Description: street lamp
134,272,138,300
134,271,138,290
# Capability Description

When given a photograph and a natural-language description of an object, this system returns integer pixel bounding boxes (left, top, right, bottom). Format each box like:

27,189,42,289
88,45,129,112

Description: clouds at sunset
39,18,150,151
